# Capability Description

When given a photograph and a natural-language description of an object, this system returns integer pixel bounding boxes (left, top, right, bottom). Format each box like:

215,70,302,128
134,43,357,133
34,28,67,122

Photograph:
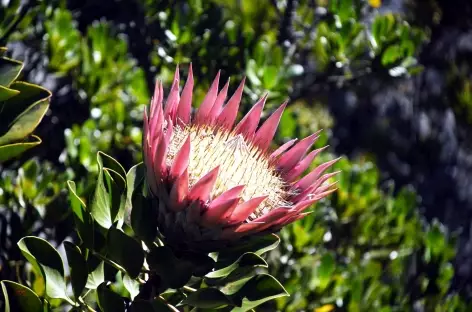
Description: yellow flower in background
315,304,335,312
369,0,382,8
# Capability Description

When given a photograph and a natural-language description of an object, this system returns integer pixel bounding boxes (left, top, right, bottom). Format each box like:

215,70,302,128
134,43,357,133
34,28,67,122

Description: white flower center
166,125,291,220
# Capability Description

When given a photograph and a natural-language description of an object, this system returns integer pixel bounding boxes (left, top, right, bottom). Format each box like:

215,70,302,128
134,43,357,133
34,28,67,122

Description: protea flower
143,65,339,251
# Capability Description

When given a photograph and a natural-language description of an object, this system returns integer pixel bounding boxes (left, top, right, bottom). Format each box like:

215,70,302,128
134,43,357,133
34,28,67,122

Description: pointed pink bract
233,94,267,139
215,77,245,129
269,138,297,161
195,71,220,124
208,78,230,124
170,136,191,179
170,169,189,211
284,146,328,182
253,102,287,151
164,66,181,121
277,131,321,172
188,166,220,203
176,64,194,125
203,197,240,225
292,158,341,192
229,196,268,223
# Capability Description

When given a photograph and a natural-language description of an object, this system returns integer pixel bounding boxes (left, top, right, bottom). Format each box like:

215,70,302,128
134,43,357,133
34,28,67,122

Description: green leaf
218,270,255,296
90,152,127,229
67,181,94,248
246,59,261,86
182,288,232,309
129,298,176,312
262,66,278,89
0,56,23,86
1,281,43,312
100,151,127,179
0,82,51,145
129,300,155,312
0,84,19,101
230,274,288,312
147,246,193,289
0,99,49,146
183,251,215,277
218,234,280,261
107,227,144,278
0,135,42,162
126,163,144,198
64,242,88,299
104,168,127,226
123,274,140,300
381,45,401,66
97,283,125,312
125,162,145,224
130,191,157,242
17,237,68,300
317,253,335,290
207,252,267,279
426,222,446,259
85,259,105,290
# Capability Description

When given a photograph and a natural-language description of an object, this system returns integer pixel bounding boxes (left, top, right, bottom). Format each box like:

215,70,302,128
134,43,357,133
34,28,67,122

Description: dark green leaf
147,246,193,289
64,242,88,299
0,56,23,86
17,236,68,300
0,99,49,146
104,168,127,227
67,181,94,248
182,288,232,309
129,300,155,312
91,152,127,229
218,234,280,261
85,256,104,289
97,283,125,312
230,274,288,311
0,135,42,163
0,82,51,145
207,252,267,279
1,280,42,312
0,84,19,101
100,151,127,180
123,274,140,300
183,251,215,277
107,227,144,278
129,298,176,312
218,270,255,296
125,162,145,224
130,191,157,243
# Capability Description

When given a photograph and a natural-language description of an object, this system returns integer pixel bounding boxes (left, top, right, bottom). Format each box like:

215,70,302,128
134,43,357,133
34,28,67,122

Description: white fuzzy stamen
166,125,291,220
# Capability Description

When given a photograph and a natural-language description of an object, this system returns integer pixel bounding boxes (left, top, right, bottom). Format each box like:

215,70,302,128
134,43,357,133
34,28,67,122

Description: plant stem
63,296,78,307
182,285,196,292
78,296,97,312
91,251,127,274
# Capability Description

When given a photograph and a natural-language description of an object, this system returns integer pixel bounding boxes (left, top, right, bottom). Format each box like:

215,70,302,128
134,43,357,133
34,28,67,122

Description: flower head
143,65,339,250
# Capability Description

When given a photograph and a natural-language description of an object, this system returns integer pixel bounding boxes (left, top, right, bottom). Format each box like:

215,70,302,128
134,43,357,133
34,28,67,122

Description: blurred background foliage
1,0,472,310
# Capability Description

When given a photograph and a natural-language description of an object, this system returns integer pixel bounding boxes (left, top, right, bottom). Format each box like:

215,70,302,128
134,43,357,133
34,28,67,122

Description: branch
277,0,297,45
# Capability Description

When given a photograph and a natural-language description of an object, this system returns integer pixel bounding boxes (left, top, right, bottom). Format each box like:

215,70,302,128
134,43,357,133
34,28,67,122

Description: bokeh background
1,0,472,310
